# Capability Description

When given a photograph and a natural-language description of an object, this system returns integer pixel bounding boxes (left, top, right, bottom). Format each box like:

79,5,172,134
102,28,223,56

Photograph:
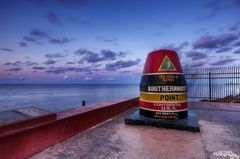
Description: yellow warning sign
140,92,187,102
158,55,177,71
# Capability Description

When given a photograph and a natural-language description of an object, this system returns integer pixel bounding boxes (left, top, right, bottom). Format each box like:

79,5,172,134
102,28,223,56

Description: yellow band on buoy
140,92,187,102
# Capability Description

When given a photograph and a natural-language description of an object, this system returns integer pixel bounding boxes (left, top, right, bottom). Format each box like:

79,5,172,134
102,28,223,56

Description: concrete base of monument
125,109,200,132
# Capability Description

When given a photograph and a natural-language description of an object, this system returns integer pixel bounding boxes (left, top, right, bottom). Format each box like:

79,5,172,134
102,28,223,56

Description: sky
0,0,240,84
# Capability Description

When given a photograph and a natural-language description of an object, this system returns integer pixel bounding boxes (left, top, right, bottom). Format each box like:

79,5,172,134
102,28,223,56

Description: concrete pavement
32,102,240,159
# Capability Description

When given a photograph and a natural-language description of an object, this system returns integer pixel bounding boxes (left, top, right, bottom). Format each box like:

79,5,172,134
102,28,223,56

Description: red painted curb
0,98,138,159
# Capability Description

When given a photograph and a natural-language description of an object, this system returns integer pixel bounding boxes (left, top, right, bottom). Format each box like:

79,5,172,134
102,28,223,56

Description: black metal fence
184,67,240,103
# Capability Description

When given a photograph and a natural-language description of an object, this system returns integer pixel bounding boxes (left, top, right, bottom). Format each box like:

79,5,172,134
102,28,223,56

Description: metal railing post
209,72,212,102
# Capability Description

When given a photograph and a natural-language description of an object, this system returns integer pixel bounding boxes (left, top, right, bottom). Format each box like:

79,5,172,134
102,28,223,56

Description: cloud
234,0,240,7
106,77,115,81
78,60,84,64
158,41,189,52
199,11,217,21
157,44,172,50
22,29,49,45
96,36,118,43
66,61,75,65
23,29,73,45
234,41,240,47
13,61,33,66
4,68,22,72
101,49,121,59
158,23,172,28
196,27,207,34
49,37,74,45
46,66,97,74
19,42,28,47
210,58,236,66
46,66,73,74
105,59,141,71
24,61,38,66
118,51,127,57
154,33,163,37
79,20,90,25
24,36,36,42
119,70,132,73
30,29,49,39
177,41,189,50
32,66,46,70
15,77,25,81
75,49,101,63
84,77,93,81
4,62,12,66
234,48,240,54
46,12,62,25
45,53,66,58
75,48,92,55
192,33,238,49
4,61,38,67
44,59,57,65
185,61,206,68
216,47,232,53
1,48,14,52
68,17,90,26
56,0,88,5
4,61,21,66
200,0,228,20
14,61,22,65
205,0,224,10
229,21,240,31
75,49,126,63
186,50,208,60
190,61,206,67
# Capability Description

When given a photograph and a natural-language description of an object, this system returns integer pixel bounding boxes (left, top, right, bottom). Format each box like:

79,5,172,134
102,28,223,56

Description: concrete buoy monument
125,50,200,132
139,50,187,119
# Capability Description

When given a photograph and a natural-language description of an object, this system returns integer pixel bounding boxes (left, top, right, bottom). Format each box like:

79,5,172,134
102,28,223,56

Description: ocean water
0,84,139,112
1,82,238,112
186,78,240,101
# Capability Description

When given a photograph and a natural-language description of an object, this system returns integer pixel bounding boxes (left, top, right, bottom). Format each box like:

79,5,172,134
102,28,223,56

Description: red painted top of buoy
143,50,183,74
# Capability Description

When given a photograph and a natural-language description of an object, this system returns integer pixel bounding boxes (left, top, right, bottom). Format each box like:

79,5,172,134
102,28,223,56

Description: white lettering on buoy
148,86,186,92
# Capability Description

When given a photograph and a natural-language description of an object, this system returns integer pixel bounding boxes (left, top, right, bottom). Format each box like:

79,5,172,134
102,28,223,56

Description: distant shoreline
201,93,240,103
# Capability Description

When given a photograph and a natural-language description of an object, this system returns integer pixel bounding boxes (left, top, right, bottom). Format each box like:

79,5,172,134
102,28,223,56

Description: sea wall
0,112,57,136
0,97,138,159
